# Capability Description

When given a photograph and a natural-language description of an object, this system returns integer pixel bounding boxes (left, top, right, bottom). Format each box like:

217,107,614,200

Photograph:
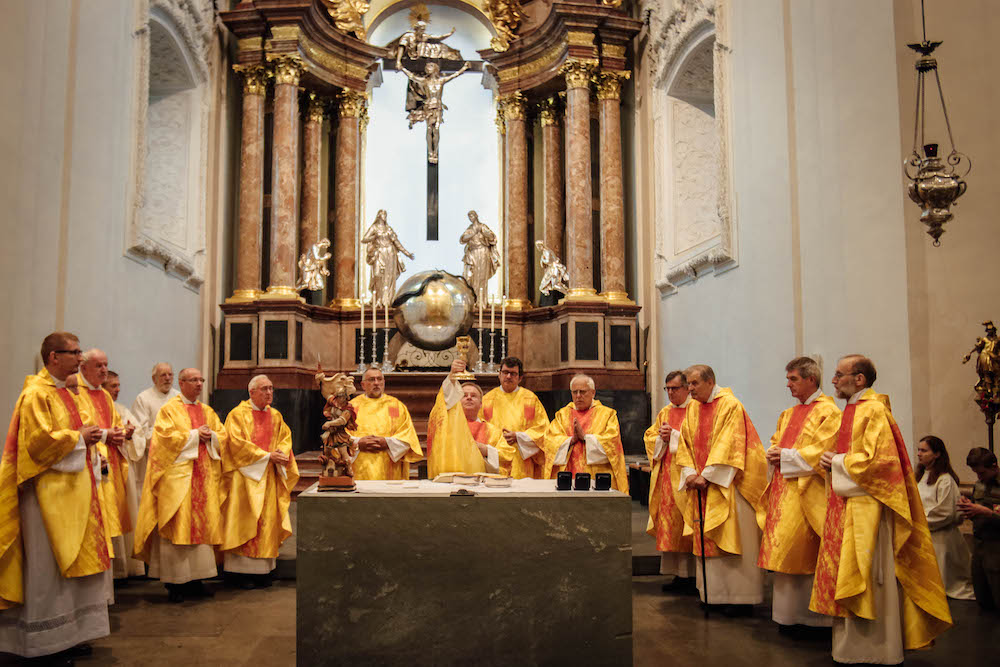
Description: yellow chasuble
221,401,299,558
425,381,487,477
805,388,951,648
644,401,691,553
134,396,227,561
481,387,549,479
0,370,113,609
758,394,840,574
673,387,768,557
348,394,421,480
546,401,629,492
75,377,131,540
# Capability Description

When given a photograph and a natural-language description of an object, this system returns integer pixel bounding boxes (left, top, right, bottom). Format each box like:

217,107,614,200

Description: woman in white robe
916,435,976,600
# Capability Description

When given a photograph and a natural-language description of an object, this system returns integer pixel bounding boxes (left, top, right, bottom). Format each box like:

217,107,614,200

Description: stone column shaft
264,57,302,300
332,91,365,305
596,71,630,302
230,65,267,302
502,93,530,308
561,61,596,298
540,97,564,260
300,94,325,254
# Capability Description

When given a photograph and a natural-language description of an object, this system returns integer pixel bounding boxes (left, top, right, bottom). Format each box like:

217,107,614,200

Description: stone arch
648,0,737,295
126,0,213,290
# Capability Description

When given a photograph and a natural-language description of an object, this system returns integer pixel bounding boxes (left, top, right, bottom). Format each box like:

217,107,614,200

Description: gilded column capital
270,55,303,86
538,95,561,126
234,64,270,96
559,60,596,90
359,103,370,133
499,91,527,122
593,70,630,101
338,89,367,118
305,92,327,123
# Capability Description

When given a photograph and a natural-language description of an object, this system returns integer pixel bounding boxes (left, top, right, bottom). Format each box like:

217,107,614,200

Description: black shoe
661,576,698,595
113,577,129,588
722,604,754,618
185,580,214,598
237,575,255,590
253,574,273,589
62,645,92,658
165,584,184,603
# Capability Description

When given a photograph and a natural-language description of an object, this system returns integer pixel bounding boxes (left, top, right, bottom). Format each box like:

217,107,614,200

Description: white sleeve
483,445,500,473
514,432,540,460
584,435,609,465
174,430,201,463
779,448,816,479
441,377,462,410
553,437,573,466
677,466,697,491
831,454,867,497
51,435,87,473
652,436,667,461
669,429,680,454
239,453,271,482
925,476,959,530
702,464,737,488
385,437,411,463
205,431,221,461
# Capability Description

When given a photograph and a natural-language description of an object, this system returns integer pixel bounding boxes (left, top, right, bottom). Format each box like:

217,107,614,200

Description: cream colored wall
639,0,917,447
0,1,230,414
895,0,1000,479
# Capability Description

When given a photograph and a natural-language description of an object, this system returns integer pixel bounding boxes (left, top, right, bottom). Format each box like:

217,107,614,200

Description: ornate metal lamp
903,1,971,246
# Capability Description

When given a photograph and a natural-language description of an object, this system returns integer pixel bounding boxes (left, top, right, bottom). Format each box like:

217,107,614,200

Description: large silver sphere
391,271,475,351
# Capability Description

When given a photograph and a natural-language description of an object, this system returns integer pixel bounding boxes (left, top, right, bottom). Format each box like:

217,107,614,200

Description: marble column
539,96,564,261
596,71,631,303
332,90,366,307
263,56,303,300
502,92,530,309
559,60,598,299
229,64,268,302
300,93,325,256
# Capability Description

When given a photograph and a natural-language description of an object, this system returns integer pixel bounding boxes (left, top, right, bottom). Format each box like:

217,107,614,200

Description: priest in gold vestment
103,370,147,578
644,370,694,591
426,360,504,477
546,374,628,492
673,364,767,611
347,368,421,480
481,357,549,479
135,368,226,603
759,357,839,630
76,349,135,583
808,355,951,664
221,375,298,588
0,332,112,661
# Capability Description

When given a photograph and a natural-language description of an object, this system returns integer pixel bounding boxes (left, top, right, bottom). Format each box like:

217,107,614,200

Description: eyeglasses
832,371,861,380
664,386,685,391
55,349,83,356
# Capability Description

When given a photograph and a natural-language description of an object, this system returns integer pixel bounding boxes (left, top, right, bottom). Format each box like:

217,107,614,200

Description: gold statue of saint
964,320,1000,398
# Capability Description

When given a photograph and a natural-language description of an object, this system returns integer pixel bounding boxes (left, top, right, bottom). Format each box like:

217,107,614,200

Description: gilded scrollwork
320,0,371,41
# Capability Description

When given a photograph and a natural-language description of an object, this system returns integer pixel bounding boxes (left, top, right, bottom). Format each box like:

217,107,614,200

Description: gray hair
570,374,595,392
151,362,173,377
81,348,105,364
785,356,822,384
248,374,271,392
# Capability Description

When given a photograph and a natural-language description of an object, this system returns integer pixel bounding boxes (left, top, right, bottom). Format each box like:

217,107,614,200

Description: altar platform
296,479,632,666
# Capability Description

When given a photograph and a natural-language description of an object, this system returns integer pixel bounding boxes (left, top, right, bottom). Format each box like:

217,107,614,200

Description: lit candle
501,294,506,333
478,290,484,329
490,295,496,330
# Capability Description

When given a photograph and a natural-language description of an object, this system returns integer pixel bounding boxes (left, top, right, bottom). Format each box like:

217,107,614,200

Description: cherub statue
399,60,470,163
316,373,358,478
321,0,371,41
460,211,500,301
964,320,1000,397
535,240,569,296
362,210,414,307
296,238,332,291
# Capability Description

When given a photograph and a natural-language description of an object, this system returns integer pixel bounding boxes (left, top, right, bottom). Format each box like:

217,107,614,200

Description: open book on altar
431,472,513,487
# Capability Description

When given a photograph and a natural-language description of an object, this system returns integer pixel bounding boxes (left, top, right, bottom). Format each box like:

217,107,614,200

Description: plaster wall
895,0,1000,476
0,1,227,415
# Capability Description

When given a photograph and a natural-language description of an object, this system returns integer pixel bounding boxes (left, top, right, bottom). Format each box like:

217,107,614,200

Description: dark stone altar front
296,481,632,666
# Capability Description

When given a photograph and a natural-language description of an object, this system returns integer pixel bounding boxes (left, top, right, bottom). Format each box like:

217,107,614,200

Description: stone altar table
296,479,632,666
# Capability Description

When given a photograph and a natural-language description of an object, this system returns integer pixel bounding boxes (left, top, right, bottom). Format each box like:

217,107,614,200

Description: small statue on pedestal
536,240,569,298
362,210,414,307
296,238,332,292
461,211,500,302
964,320,1000,397
317,373,358,491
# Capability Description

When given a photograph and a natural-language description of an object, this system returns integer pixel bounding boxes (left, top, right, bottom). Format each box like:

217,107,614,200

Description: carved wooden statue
318,373,358,479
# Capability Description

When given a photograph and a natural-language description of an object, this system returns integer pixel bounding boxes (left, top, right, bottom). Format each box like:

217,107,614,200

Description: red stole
86,387,125,478
184,403,211,544
565,407,597,473
467,420,490,445
251,409,274,452
691,400,720,557
812,402,858,615
55,388,110,568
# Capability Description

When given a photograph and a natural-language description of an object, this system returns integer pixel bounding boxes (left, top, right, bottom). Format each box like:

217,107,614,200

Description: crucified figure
399,60,470,164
